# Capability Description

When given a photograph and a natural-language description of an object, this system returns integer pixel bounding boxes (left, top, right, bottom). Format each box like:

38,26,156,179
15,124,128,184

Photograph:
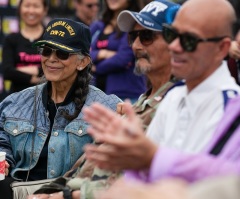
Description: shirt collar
179,61,232,116
134,81,175,112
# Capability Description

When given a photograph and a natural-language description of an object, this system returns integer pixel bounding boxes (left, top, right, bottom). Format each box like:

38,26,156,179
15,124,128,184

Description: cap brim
33,40,81,53
117,10,163,32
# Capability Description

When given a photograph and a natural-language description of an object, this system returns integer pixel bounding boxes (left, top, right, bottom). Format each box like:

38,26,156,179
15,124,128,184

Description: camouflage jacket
133,81,175,131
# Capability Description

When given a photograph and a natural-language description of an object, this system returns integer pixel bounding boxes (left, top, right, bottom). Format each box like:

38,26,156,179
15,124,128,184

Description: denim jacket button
53,132,59,136
50,148,55,153
78,129,83,134
13,129,18,134
50,170,55,176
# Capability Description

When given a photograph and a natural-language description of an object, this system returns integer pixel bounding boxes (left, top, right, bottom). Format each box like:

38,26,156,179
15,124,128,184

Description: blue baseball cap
34,18,91,55
117,0,180,32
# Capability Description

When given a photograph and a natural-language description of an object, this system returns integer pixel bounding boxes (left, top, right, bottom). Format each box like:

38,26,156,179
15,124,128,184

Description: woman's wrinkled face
41,46,81,84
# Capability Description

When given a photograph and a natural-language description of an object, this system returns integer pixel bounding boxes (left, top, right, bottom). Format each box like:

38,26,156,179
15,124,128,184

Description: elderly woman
0,18,121,199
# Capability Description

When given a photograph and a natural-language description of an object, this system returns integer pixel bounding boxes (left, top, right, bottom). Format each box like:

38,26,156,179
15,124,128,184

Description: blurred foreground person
98,175,240,199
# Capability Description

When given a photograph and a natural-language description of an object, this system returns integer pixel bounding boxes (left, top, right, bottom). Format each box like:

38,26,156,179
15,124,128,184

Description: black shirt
2,31,44,93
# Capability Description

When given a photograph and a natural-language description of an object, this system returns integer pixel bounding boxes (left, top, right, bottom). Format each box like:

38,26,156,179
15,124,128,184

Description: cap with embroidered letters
34,18,91,55
117,0,180,32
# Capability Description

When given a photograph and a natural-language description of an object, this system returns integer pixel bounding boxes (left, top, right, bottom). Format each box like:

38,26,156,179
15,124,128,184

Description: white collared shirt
146,61,240,153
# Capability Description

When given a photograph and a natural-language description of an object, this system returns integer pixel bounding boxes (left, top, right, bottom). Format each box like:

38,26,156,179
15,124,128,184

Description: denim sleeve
0,94,16,169
0,127,16,168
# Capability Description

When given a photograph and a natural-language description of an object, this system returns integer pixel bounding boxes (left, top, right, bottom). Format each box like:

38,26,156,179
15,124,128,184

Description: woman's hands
17,65,41,84
97,49,116,60
28,192,63,199
5,161,9,176
27,190,80,199
17,66,39,75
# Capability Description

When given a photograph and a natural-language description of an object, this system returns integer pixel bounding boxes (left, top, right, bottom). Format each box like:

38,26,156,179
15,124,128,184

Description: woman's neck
21,24,44,41
51,82,72,104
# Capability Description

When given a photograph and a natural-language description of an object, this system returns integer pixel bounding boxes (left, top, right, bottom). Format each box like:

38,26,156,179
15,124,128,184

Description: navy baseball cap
117,0,180,32
34,18,91,55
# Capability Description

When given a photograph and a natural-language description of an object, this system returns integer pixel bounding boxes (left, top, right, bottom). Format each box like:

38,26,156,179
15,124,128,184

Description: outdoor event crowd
0,0,240,199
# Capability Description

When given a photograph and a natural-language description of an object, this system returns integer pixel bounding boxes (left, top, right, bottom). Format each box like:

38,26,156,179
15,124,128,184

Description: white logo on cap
141,1,168,16
136,15,143,22
144,20,154,27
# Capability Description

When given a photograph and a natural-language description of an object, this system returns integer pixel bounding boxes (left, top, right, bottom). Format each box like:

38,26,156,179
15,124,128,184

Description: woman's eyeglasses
128,29,160,46
38,46,76,60
162,23,228,52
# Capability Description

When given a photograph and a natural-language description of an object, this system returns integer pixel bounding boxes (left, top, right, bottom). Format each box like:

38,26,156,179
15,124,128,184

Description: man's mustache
135,52,149,61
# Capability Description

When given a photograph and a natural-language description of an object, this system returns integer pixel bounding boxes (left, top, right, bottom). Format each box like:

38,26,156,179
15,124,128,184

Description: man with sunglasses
145,0,240,151
116,0,180,129
83,0,240,183
73,0,99,26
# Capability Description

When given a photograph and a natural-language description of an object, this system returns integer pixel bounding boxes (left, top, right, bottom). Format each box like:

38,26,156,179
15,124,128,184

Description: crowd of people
0,0,240,199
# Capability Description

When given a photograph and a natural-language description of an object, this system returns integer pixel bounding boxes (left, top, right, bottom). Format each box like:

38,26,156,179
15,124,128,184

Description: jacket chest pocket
64,121,89,137
65,121,93,164
4,120,34,136
4,120,34,153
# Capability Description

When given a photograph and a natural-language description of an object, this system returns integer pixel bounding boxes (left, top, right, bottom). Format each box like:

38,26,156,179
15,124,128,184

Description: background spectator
90,0,146,103
2,0,48,94
73,0,100,26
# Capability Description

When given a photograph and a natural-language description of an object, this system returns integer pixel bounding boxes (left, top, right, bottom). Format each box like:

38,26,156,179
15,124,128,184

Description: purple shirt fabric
90,21,146,99
125,96,240,183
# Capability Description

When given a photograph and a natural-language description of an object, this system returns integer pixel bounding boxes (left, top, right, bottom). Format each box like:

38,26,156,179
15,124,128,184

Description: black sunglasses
162,23,228,52
128,29,160,47
38,46,76,60
85,3,99,9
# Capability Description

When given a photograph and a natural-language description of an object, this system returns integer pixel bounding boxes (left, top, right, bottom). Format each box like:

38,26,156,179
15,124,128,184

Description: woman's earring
78,67,83,71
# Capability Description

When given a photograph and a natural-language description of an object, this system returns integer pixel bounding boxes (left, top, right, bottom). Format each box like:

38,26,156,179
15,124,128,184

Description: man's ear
77,56,91,71
217,37,232,59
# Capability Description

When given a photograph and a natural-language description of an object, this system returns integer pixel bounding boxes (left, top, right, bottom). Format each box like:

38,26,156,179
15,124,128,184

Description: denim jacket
0,83,121,180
